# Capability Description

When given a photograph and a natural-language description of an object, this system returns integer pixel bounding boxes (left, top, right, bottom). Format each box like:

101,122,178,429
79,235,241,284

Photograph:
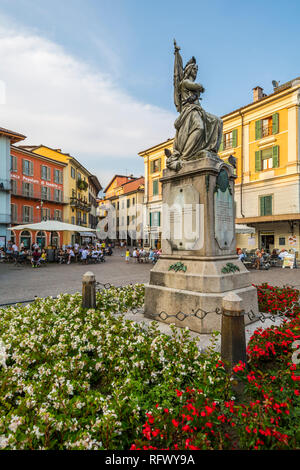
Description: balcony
261,124,273,138
10,216,68,226
223,138,233,150
11,185,68,204
0,179,11,192
0,213,11,224
70,197,92,212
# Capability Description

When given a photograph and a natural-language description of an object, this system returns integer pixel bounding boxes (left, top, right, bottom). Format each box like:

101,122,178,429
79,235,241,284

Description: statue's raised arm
165,41,223,171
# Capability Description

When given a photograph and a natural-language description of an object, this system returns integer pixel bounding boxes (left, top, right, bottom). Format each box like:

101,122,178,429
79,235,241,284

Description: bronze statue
166,40,223,171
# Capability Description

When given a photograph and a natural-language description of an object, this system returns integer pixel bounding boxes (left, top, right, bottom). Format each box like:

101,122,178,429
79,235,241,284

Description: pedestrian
125,248,130,263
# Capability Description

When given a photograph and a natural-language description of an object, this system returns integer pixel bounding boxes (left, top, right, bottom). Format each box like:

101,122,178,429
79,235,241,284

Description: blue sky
0,0,299,187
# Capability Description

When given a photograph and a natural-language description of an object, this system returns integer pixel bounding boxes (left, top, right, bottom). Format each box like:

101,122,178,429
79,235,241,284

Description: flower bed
0,283,299,450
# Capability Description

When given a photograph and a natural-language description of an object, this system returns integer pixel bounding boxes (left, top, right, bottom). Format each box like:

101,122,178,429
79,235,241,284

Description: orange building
10,146,67,248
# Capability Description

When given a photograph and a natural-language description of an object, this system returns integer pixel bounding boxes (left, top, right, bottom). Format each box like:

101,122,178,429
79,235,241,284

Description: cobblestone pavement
0,252,300,305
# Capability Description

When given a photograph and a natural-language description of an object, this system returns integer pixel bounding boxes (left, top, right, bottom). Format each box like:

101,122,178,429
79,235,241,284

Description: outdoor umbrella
8,220,97,233
235,224,255,234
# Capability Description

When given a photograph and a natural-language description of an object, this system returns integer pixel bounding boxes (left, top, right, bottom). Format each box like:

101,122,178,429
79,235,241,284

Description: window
132,198,135,205
71,167,76,179
41,186,51,200
152,179,159,196
11,179,17,194
150,211,161,227
77,172,82,181
23,206,33,222
255,146,279,172
22,159,33,176
127,199,130,208
150,159,161,173
255,113,279,140
54,189,63,202
54,210,62,221
71,216,75,225
54,169,63,184
41,165,51,181
41,208,51,220
83,212,87,223
260,195,273,216
279,237,286,246
220,129,237,151
22,182,33,197
127,215,130,225
11,155,17,172
11,203,17,223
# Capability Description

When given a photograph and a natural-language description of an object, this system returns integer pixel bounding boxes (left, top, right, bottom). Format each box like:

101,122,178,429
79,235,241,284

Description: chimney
253,86,264,102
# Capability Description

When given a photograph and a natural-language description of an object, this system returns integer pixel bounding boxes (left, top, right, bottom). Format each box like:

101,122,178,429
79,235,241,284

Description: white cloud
0,23,175,185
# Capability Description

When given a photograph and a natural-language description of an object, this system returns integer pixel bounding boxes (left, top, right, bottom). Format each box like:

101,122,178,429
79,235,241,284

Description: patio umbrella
8,220,96,233
235,224,255,234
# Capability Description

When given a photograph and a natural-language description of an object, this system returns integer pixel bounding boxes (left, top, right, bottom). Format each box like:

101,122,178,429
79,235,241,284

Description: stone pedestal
144,151,258,334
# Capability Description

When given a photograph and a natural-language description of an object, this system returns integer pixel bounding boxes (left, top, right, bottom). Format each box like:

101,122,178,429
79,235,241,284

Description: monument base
144,255,259,334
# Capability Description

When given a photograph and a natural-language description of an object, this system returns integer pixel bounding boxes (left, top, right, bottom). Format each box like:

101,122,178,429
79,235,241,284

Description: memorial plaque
164,185,203,251
214,186,234,249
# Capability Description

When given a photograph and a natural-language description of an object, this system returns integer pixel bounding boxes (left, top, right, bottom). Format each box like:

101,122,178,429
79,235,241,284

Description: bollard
82,271,96,309
221,292,247,371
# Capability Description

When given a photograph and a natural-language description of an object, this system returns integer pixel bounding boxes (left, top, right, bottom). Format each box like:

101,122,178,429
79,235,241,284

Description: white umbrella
235,224,255,234
8,220,96,232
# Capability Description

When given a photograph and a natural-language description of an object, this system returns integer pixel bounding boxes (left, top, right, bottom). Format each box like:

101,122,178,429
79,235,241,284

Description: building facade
138,139,173,248
220,79,300,254
0,127,25,248
10,146,67,248
19,145,101,245
102,175,144,245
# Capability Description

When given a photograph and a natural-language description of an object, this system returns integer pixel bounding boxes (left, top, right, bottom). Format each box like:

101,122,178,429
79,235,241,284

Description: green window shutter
260,197,265,216
265,195,272,215
272,113,279,135
232,129,237,148
153,180,158,196
272,145,279,168
158,212,161,226
255,120,262,140
255,151,262,171
150,161,154,174
149,212,152,227
158,159,161,171
219,135,224,152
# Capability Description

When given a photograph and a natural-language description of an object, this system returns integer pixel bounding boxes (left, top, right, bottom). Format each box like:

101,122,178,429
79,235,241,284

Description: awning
235,224,255,234
79,232,96,237
8,220,97,233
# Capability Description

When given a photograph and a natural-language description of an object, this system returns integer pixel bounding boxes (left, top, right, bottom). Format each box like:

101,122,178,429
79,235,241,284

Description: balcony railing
11,186,69,204
223,138,233,150
70,197,92,212
0,213,11,224
261,125,273,138
0,179,11,192
10,216,67,226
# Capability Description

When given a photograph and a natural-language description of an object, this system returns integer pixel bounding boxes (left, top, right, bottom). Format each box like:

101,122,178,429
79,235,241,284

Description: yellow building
101,174,145,245
138,139,173,248
19,145,99,245
139,77,300,254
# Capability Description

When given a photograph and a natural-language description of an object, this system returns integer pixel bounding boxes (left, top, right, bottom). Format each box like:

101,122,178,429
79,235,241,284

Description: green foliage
221,263,240,274
168,262,187,273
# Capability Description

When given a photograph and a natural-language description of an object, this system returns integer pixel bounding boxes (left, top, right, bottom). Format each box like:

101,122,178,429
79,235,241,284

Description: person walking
125,248,130,263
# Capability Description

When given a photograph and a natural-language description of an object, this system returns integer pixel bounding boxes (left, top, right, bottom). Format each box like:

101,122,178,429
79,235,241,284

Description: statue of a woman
166,41,223,171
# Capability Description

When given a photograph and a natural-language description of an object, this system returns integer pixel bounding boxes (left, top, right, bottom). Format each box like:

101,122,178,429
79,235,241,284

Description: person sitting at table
39,249,47,265
80,247,89,264
66,247,75,265
237,248,246,262
255,250,263,270
32,248,41,268
278,248,288,260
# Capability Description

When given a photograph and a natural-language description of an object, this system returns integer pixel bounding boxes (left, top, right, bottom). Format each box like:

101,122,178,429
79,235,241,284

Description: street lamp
36,200,44,222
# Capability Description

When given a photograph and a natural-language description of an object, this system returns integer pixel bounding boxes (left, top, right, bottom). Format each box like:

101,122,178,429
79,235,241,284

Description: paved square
0,249,300,305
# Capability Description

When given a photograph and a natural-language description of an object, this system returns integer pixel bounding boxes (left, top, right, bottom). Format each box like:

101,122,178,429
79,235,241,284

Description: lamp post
36,200,44,222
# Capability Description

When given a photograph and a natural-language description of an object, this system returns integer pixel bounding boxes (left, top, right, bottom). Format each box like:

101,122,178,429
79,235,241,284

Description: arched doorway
51,231,59,248
20,230,31,249
36,231,46,249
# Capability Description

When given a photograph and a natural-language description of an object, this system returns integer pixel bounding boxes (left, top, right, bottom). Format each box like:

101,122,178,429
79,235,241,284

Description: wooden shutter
255,151,262,171
219,135,224,152
232,129,237,148
29,206,33,222
149,212,152,227
272,113,279,135
265,195,272,215
22,159,25,174
153,180,158,196
29,161,34,176
255,120,262,140
158,212,161,226
150,161,154,173
272,146,279,168
260,197,265,216
158,159,161,171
